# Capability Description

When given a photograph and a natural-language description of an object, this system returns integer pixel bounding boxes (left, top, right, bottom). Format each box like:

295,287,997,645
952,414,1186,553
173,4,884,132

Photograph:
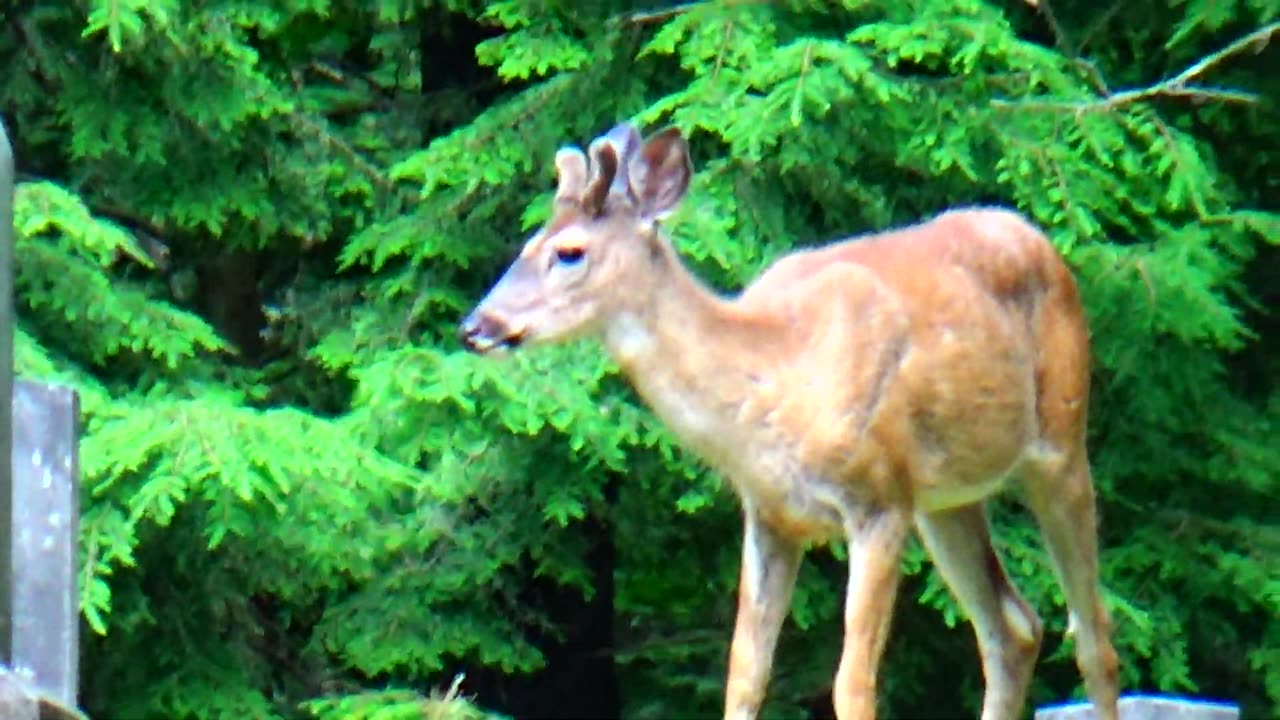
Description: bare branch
283,111,419,208
992,21,1279,114
1073,0,1127,55
1034,0,1072,54
617,2,704,26
612,0,771,27
994,86,1261,114
1033,0,1112,95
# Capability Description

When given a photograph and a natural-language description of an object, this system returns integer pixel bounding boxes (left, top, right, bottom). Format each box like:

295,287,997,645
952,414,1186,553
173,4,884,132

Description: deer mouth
458,313,526,354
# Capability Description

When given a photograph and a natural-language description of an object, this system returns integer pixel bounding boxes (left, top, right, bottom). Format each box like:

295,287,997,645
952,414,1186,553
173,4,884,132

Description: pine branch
90,204,174,269
993,21,1279,113
305,61,396,104
11,15,72,91
285,111,403,196
1162,21,1277,92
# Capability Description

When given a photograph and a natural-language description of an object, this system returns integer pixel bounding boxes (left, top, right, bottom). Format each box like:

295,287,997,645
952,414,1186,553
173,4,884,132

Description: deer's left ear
627,126,691,222
554,148,588,202
584,138,620,217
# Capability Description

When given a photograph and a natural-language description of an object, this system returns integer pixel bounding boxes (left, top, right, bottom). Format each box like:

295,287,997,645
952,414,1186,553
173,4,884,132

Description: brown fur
460,127,1120,720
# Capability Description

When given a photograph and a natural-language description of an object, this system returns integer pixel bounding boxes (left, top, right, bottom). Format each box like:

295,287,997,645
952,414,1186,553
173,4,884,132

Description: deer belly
916,471,1012,512
908,403,1035,511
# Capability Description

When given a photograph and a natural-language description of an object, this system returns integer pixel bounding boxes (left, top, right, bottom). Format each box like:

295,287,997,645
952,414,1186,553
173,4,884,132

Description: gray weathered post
11,381,80,707
1,114,87,720
1036,695,1241,720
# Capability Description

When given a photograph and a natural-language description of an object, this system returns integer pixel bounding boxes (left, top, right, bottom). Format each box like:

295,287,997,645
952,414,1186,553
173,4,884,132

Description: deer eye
555,246,585,265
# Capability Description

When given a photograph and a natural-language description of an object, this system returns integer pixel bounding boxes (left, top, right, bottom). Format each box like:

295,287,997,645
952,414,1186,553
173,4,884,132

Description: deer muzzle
458,309,525,354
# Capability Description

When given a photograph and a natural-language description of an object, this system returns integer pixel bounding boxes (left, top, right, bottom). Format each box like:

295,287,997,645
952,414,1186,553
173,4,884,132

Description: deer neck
601,234,781,443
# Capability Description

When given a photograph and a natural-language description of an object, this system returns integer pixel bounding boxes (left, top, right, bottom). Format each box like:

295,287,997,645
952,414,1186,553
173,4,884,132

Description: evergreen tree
1,1,1275,717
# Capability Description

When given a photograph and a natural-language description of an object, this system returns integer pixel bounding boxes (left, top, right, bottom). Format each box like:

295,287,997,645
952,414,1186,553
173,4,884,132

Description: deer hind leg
915,503,1044,720
832,510,909,720
1023,457,1120,720
724,505,804,720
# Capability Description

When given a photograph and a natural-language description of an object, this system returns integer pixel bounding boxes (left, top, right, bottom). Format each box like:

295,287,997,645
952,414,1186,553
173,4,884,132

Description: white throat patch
605,311,656,362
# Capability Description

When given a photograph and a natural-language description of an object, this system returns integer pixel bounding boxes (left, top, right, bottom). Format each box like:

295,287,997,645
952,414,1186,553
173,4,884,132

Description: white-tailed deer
459,124,1120,720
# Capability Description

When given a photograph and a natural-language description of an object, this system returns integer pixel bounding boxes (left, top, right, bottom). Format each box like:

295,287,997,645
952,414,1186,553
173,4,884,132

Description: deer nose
458,311,488,351
458,310,520,353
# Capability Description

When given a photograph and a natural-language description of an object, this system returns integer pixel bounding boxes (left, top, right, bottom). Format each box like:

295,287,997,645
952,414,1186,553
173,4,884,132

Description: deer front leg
724,504,804,720
833,510,908,720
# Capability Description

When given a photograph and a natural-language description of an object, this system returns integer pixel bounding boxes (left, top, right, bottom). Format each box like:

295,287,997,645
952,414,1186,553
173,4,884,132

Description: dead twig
612,0,771,27
992,21,1278,114
618,2,705,26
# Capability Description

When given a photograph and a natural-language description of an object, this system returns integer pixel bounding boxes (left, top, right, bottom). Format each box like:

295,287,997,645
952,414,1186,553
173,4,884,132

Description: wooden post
1036,695,1240,720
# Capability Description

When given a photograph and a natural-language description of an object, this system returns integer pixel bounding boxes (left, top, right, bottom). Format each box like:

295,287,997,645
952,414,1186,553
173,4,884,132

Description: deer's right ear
628,127,692,222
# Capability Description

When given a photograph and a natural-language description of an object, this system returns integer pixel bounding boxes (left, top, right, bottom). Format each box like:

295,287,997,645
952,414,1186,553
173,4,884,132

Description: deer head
458,123,692,354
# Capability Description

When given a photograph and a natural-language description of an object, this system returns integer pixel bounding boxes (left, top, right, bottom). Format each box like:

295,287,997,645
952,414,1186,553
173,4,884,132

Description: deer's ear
584,139,620,216
628,126,691,222
602,123,642,164
554,148,588,201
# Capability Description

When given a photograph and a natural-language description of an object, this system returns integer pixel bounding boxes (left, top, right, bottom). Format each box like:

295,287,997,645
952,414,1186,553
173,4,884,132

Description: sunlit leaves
14,182,225,370
16,181,153,267
476,26,591,81
6,0,1278,718
81,0,178,52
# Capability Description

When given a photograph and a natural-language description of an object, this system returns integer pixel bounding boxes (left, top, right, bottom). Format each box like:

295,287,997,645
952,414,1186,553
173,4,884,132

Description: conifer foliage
2,0,1277,717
